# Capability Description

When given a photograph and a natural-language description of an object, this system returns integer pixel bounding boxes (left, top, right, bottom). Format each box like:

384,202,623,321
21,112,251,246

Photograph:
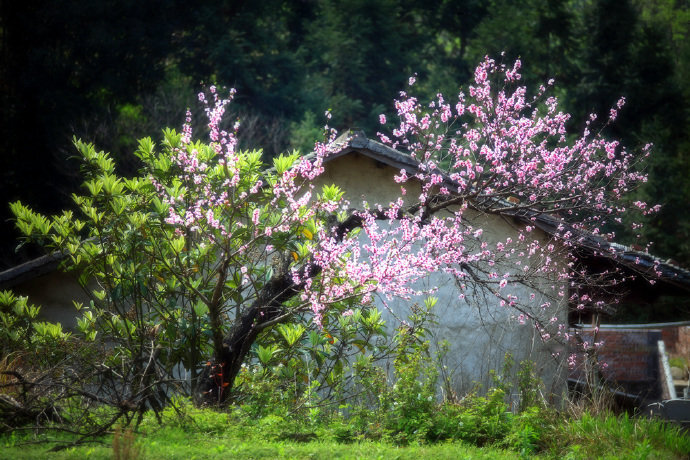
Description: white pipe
658,340,677,400
575,321,690,329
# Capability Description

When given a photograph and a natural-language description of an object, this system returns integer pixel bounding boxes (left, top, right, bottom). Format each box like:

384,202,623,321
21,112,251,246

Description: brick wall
663,326,690,358
570,328,662,400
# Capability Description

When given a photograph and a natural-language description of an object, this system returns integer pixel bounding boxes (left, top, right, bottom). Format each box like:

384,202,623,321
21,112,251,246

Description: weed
112,427,142,460
0,353,23,397
550,411,690,459
516,359,545,411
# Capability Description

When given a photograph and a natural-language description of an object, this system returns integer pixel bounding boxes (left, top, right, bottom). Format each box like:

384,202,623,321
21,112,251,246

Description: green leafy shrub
386,340,438,443
231,305,389,418
0,290,72,361
503,406,557,456
428,388,512,445
142,396,232,435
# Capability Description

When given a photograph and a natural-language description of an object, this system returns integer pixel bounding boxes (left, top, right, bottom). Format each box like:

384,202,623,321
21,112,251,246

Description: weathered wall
662,326,690,358
9,270,89,329
316,152,569,399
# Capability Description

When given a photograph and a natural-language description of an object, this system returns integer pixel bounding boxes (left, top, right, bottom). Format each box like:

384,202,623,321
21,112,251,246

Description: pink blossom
251,208,260,226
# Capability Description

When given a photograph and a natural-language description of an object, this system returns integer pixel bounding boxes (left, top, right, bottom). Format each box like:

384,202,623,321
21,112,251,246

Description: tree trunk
195,205,411,405
196,268,303,405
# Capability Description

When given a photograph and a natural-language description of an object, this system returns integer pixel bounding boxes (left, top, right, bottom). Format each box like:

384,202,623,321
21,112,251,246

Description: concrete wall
315,152,569,398
9,270,89,330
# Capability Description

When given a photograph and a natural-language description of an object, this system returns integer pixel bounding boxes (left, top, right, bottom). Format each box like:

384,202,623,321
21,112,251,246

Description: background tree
0,0,187,266
2,0,688,277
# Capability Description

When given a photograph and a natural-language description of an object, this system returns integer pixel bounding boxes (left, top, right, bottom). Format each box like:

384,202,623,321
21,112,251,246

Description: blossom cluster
371,55,656,361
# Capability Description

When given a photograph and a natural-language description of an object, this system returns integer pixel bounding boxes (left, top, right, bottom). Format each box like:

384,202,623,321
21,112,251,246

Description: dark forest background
1,0,688,271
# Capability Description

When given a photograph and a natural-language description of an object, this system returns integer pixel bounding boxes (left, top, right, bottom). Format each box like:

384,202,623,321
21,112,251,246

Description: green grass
548,412,690,459
2,429,518,460
2,404,689,459
669,356,688,369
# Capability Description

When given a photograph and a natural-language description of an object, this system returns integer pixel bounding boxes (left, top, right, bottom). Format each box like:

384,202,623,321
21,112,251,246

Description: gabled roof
0,252,65,290
330,130,420,172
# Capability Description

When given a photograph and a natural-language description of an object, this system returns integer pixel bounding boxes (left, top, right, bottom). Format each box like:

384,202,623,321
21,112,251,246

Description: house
2,131,689,404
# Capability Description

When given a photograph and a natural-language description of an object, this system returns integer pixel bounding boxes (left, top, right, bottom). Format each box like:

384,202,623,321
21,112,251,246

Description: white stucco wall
316,152,569,399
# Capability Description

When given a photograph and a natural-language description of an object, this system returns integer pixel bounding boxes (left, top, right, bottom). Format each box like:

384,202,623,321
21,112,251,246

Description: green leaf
84,180,103,196
321,184,344,202
33,321,70,340
257,344,280,365
424,296,438,309
171,236,186,253
193,302,209,316
101,174,124,196
0,290,16,307
272,152,300,174
162,128,182,149
151,197,168,215
111,197,128,215
277,323,306,347
134,137,155,160
123,177,143,192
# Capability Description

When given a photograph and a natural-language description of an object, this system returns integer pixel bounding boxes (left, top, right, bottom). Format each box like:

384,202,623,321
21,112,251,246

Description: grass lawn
3,429,519,460
2,405,689,459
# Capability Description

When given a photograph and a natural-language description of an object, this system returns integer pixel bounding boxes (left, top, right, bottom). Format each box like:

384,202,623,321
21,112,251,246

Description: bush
428,389,512,445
